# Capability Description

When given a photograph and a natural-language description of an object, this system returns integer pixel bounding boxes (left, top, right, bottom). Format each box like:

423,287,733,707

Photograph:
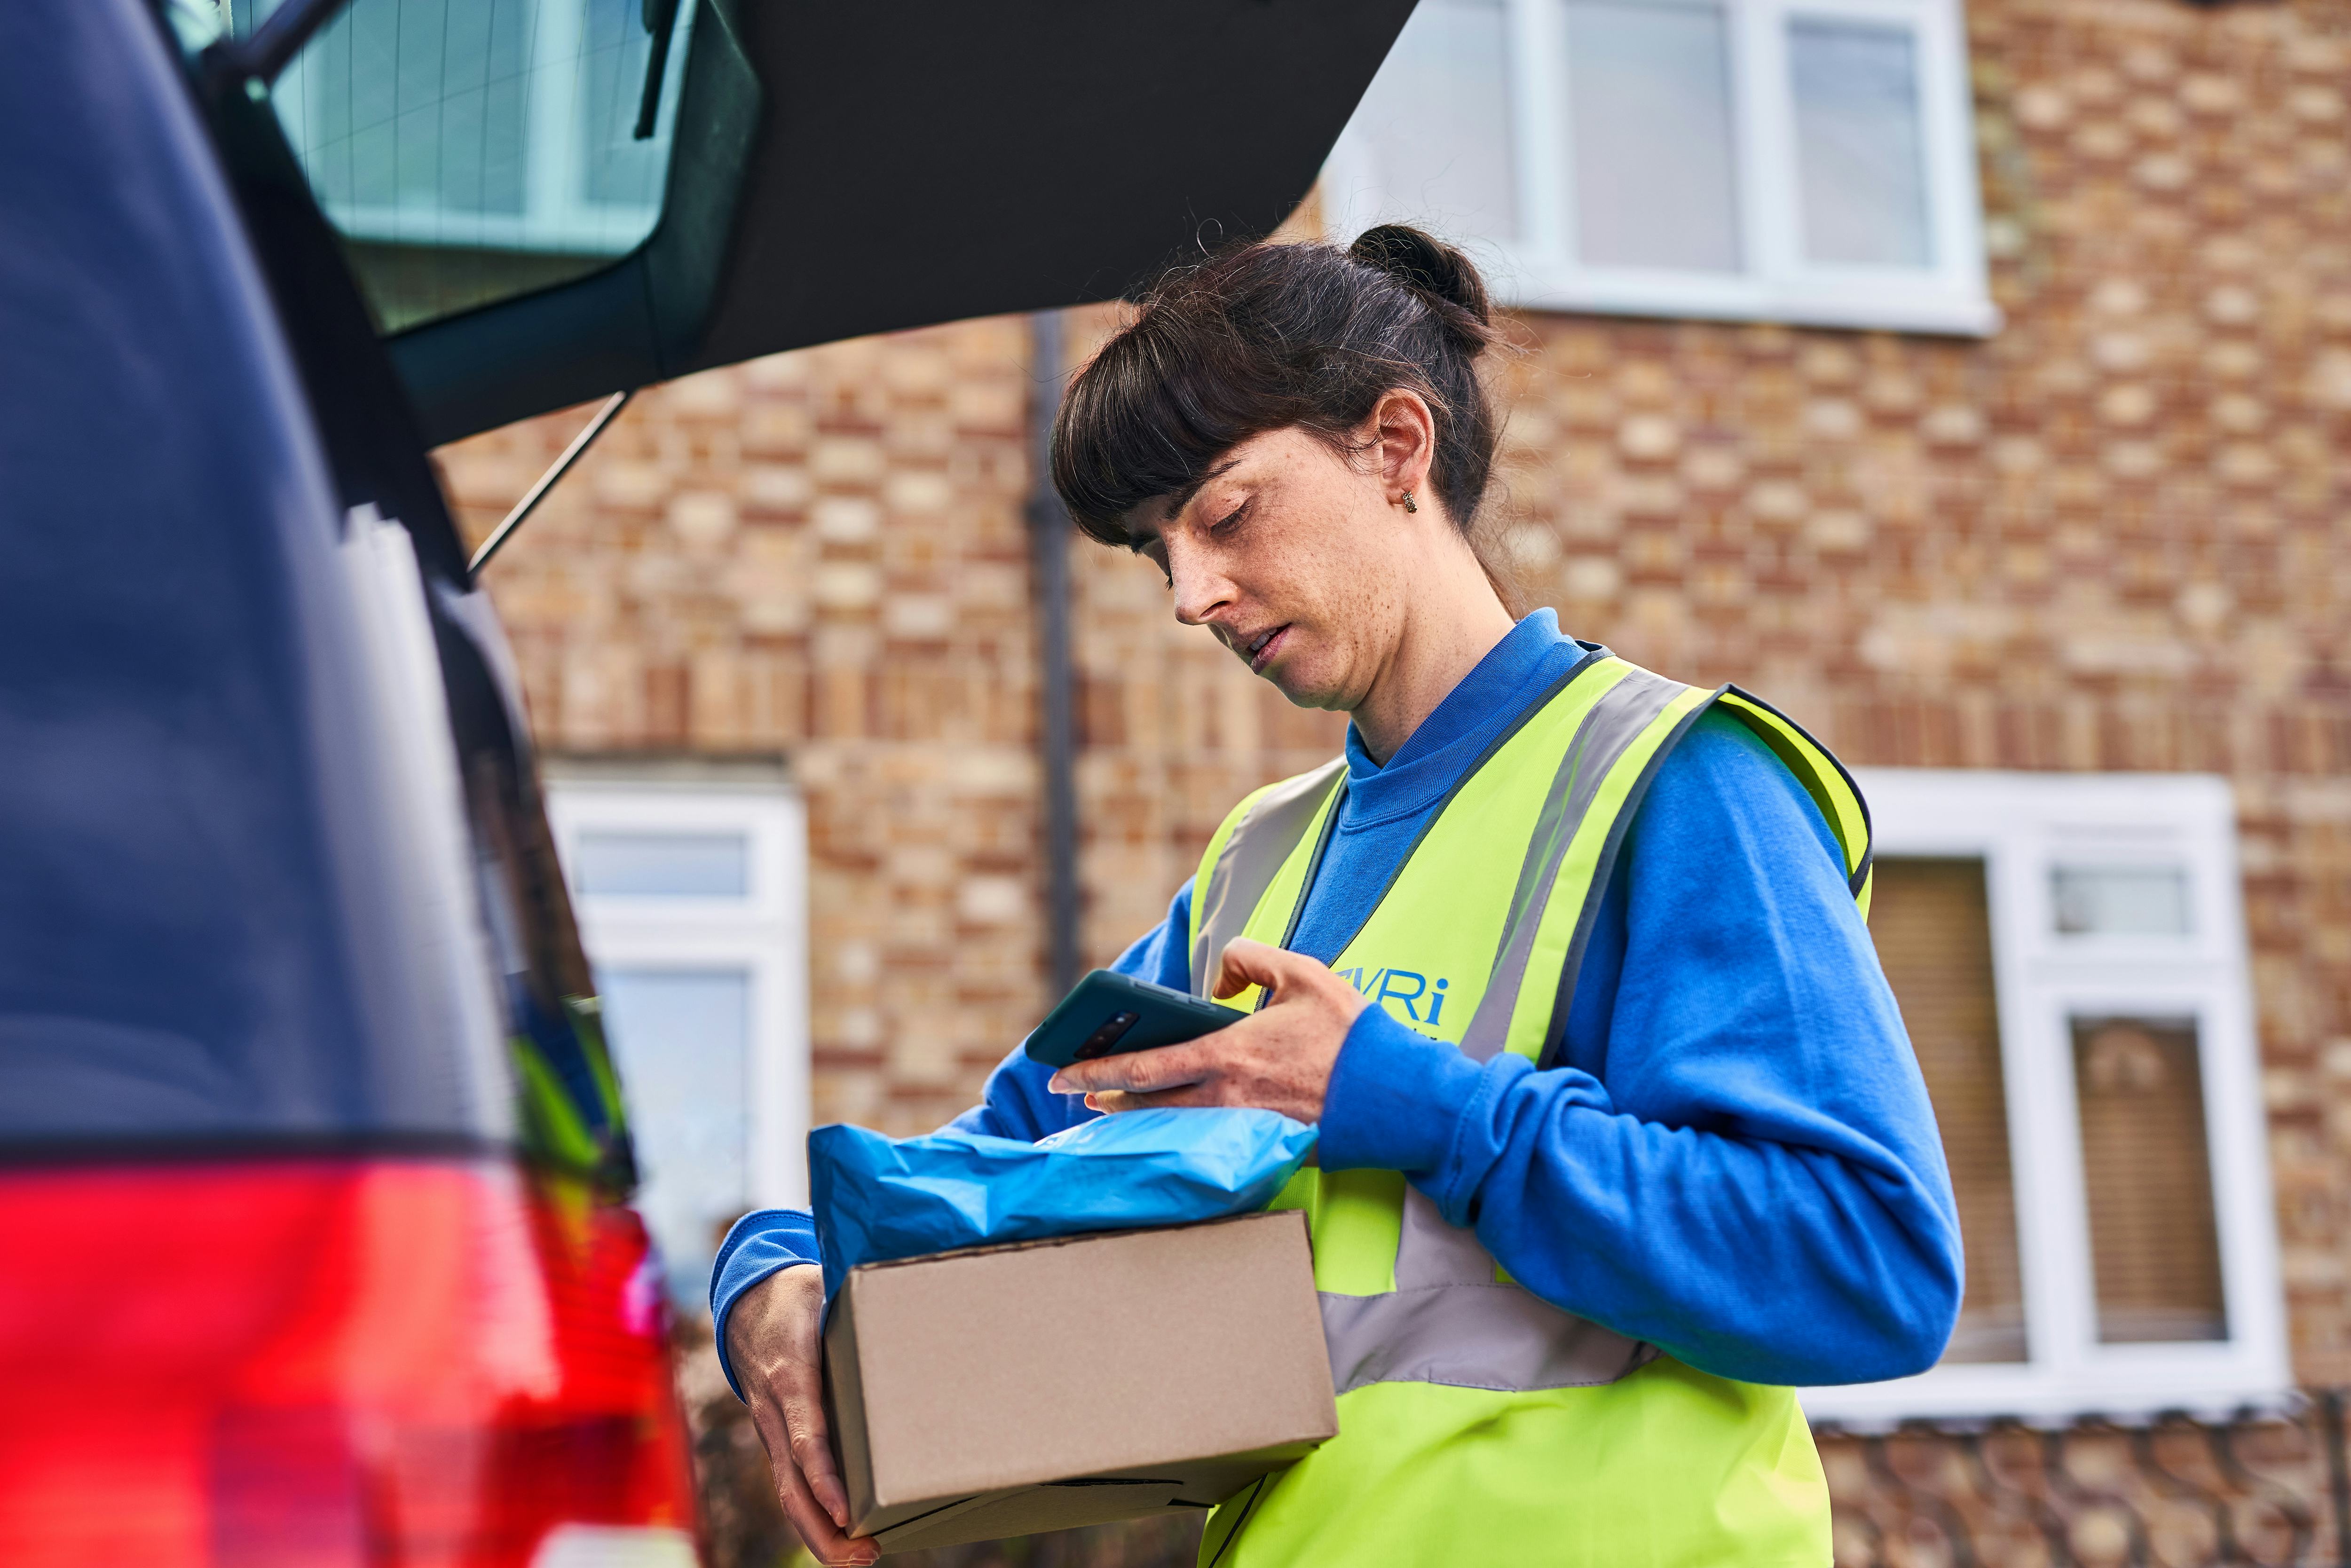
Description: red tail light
0,1158,700,1568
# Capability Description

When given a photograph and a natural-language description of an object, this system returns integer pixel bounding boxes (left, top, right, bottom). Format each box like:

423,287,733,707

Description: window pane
601,968,750,1300
2072,1016,2228,1343
1562,0,1742,272
2053,865,2193,937
1788,18,1932,268
260,0,690,333
1347,0,1519,242
574,830,750,897
292,0,529,218
1870,859,2027,1363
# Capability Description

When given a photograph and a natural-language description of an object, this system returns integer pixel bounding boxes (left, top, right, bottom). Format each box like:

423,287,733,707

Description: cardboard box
822,1209,1337,1553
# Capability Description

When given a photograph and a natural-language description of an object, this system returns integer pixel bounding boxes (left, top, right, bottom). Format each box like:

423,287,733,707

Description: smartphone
1023,969,1247,1070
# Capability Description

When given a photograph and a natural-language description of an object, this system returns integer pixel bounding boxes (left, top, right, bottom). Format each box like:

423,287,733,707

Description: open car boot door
286,0,1419,447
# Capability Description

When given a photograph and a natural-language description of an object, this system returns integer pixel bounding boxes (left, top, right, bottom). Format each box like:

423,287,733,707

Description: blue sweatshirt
713,611,1962,1392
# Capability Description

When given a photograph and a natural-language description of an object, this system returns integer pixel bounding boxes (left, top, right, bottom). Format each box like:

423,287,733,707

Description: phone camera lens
1077,1010,1140,1059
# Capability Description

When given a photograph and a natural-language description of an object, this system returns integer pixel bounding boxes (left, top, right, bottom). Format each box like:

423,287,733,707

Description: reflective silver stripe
1188,758,1347,996
1318,1191,1657,1395
1456,668,1688,1063
1394,1183,1498,1289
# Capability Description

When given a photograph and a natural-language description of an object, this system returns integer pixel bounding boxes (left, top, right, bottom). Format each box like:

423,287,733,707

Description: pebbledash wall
444,0,2351,1445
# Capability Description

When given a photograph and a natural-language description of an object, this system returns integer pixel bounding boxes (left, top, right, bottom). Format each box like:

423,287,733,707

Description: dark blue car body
0,0,601,1162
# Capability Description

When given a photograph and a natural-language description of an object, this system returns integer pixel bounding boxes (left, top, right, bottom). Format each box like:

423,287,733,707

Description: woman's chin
1263,665,1352,713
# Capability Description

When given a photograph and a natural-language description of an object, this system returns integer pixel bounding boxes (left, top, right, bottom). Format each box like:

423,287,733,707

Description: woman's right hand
726,1263,880,1568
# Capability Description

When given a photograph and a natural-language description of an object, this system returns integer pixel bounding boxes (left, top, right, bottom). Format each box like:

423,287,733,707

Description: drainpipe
1027,310,1082,996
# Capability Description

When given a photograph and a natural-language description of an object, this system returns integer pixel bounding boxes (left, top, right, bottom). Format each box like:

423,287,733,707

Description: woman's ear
1369,390,1438,510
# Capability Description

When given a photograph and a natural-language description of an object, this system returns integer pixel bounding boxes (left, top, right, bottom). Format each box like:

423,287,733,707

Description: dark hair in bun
1052,223,1502,544
1347,223,1493,349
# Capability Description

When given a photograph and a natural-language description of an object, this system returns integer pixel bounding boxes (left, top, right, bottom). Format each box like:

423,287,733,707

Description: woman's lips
1246,625,1291,673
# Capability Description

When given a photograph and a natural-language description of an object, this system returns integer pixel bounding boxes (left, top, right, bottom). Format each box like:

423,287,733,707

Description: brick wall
1475,0,2351,1380
438,315,1345,1148
442,0,2351,1391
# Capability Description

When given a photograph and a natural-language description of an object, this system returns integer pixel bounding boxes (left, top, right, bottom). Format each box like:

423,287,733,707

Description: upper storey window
1326,0,1998,335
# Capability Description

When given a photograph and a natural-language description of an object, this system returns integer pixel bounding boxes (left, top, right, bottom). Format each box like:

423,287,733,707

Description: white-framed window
545,770,810,1302
1802,771,2289,1424
1325,0,1998,335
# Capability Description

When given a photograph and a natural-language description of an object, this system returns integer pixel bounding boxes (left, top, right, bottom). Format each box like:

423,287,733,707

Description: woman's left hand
1045,938,1368,1122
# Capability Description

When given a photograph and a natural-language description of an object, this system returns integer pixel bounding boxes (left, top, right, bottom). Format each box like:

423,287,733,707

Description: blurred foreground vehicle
0,0,1401,1562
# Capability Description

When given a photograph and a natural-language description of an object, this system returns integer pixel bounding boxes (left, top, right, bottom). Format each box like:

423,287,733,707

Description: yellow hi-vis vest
1184,652,1873,1568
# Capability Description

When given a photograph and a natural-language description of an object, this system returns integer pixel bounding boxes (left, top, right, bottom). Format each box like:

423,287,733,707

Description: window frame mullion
1730,0,1798,285
1511,0,1571,270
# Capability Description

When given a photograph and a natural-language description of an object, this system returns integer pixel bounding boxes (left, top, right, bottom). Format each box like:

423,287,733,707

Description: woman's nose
1166,540,1231,628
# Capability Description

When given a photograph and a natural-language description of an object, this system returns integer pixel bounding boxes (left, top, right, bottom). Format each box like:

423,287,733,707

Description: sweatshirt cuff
1318,1006,1491,1174
709,1208,820,1401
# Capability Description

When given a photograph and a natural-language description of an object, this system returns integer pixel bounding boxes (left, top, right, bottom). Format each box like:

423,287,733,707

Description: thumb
1212,937,1313,1001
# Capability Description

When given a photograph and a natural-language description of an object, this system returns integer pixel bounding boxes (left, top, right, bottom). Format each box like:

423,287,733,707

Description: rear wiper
203,0,347,91
633,0,681,140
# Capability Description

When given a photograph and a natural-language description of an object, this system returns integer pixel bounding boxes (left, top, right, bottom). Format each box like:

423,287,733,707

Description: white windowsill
1805,1359,2297,1430
1507,270,2003,336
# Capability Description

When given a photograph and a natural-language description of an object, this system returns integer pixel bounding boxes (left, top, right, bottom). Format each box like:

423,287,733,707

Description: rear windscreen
236,0,693,333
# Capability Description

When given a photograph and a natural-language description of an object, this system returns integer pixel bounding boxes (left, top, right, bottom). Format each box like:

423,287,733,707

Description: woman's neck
1349,544,1517,766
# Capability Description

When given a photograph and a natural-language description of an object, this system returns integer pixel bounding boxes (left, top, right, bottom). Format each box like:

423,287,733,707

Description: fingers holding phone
1046,939,1366,1121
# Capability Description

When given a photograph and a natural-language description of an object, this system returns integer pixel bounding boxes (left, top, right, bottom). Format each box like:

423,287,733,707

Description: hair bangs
1050,307,1267,546
1049,228,1501,549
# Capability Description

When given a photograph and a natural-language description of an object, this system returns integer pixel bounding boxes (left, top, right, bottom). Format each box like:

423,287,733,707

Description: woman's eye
1210,501,1248,535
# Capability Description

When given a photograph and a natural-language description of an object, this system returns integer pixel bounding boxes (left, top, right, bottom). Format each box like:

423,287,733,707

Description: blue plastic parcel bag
807,1107,1318,1301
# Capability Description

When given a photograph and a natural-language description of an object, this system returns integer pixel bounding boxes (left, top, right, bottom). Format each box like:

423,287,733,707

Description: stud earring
1400,490,1419,513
